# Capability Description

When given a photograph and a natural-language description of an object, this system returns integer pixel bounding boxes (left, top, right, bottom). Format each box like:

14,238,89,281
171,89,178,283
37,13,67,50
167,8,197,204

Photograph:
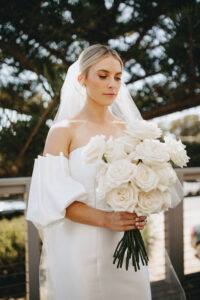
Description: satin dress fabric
26,146,152,300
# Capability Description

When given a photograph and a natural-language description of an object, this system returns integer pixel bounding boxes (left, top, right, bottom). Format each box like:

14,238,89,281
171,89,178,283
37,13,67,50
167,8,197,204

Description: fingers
117,212,137,220
136,216,147,221
136,220,147,226
122,219,137,226
121,217,148,231
113,212,148,232
136,219,147,230
119,213,147,222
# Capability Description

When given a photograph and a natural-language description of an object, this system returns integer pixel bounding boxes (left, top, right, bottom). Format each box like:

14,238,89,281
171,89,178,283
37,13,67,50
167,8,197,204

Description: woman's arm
65,201,147,232
43,123,147,231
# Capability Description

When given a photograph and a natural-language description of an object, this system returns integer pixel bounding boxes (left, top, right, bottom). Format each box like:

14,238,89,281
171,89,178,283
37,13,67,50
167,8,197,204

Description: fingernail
136,222,139,225
136,218,139,221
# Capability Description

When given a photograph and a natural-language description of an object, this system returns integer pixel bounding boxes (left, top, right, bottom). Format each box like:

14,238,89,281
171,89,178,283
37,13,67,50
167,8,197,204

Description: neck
81,96,112,124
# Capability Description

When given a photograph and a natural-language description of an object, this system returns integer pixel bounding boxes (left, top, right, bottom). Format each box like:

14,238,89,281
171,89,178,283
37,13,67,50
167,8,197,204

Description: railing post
0,177,40,300
24,185,40,300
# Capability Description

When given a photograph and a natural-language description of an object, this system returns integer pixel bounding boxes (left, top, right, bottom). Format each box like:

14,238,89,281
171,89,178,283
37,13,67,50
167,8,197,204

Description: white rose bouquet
82,120,190,271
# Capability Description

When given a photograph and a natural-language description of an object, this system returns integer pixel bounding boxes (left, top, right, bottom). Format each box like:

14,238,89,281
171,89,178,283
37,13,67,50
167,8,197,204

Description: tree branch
15,93,59,164
142,95,200,119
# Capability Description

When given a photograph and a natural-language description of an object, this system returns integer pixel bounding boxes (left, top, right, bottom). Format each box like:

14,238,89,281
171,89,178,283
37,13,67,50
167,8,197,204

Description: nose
107,76,117,88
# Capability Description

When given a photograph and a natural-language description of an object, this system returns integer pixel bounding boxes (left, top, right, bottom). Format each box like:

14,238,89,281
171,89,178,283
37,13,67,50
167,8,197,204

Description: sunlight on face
83,56,122,107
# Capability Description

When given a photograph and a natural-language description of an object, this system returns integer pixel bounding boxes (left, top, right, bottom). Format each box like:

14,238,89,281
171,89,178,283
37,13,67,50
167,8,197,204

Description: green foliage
168,114,200,166
0,0,198,118
169,114,200,138
0,116,49,177
0,0,200,175
0,216,26,298
183,141,200,167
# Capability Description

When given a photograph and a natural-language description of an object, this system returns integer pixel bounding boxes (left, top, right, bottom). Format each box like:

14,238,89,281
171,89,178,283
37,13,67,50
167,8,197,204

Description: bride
26,44,185,300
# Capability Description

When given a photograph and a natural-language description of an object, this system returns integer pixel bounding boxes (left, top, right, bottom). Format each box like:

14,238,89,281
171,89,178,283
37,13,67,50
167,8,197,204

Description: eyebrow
96,69,122,75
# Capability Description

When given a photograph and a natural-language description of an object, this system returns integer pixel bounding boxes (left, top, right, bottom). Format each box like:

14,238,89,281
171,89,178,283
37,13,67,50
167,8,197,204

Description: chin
90,94,115,107
102,95,117,105
101,100,115,107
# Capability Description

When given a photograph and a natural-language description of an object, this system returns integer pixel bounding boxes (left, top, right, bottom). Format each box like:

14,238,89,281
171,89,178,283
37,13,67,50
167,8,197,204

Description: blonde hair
78,44,123,77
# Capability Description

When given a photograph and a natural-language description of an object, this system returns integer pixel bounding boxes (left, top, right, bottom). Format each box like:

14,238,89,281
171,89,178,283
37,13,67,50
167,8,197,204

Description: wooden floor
183,272,200,300
151,272,200,300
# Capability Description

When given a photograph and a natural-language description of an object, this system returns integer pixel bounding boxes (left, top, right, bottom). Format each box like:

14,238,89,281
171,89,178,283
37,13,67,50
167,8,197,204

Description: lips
103,93,116,96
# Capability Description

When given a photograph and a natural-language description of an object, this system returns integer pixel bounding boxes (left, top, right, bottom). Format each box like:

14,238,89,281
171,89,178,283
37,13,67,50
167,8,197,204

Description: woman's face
80,56,122,107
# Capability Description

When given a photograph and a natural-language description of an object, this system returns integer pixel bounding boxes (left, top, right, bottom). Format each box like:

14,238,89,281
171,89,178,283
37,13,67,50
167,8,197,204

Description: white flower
125,120,162,140
135,139,169,166
106,183,138,213
127,151,139,164
82,135,106,163
106,159,136,188
164,136,190,167
135,189,171,216
96,162,110,201
104,136,126,163
132,163,159,192
115,135,140,154
152,163,177,192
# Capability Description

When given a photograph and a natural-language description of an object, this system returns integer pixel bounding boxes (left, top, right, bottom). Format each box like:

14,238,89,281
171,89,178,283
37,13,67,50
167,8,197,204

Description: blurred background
0,0,200,299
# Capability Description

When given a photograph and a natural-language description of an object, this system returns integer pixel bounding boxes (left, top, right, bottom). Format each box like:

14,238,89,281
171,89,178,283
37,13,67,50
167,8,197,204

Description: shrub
0,216,26,298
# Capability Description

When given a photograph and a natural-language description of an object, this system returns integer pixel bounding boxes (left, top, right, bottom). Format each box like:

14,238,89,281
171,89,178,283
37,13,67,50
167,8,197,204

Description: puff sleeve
26,153,88,229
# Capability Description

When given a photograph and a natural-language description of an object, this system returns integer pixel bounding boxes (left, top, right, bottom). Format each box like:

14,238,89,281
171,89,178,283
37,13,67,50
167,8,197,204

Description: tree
1,0,200,176
0,117,49,177
169,114,200,139
169,114,200,167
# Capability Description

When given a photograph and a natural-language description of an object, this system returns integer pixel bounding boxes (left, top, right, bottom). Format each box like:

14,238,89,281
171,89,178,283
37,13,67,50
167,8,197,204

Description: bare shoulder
43,120,75,158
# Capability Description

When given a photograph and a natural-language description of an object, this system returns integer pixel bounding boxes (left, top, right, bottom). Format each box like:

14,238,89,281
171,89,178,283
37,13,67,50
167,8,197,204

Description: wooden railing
0,167,200,300
0,177,39,300
165,168,200,282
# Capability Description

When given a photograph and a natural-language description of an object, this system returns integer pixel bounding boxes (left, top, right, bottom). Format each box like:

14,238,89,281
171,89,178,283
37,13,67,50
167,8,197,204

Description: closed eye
99,75,121,81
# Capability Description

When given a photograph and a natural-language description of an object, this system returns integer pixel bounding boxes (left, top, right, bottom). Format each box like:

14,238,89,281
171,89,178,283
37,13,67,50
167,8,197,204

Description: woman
26,44,183,300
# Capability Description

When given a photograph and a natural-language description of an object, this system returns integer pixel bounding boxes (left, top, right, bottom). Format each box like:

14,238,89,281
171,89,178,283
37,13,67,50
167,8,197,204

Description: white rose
125,120,162,140
164,136,190,167
106,183,138,213
115,135,140,154
82,135,106,163
96,162,111,201
127,151,139,164
106,159,137,188
104,136,126,163
135,139,169,166
132,163,159,192
135,189,170,216
152,163,177,192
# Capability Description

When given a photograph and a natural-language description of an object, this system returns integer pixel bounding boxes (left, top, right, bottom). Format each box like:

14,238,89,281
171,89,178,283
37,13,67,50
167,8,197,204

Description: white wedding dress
26,144,152,300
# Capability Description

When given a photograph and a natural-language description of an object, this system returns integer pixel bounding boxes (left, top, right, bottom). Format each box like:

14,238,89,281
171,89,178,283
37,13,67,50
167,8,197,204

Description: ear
77,73,86,86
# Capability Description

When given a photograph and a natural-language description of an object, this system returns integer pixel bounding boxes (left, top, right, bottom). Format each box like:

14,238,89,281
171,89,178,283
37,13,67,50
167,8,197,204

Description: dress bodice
27,143,152,300
69,146,112,211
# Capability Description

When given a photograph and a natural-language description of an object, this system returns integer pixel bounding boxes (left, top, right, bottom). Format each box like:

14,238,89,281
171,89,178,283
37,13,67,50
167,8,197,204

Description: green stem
113,228,149,271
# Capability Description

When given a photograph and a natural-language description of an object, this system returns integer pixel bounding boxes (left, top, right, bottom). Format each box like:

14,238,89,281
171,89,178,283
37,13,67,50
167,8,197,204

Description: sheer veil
53,58,142,124
50,57,186,299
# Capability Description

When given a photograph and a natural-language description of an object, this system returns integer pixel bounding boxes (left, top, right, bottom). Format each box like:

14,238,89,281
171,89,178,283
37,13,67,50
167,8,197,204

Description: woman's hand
105,211,147,232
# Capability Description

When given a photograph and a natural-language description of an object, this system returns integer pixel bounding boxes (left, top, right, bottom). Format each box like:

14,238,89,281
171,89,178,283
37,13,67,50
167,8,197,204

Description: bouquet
82,119,190,271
